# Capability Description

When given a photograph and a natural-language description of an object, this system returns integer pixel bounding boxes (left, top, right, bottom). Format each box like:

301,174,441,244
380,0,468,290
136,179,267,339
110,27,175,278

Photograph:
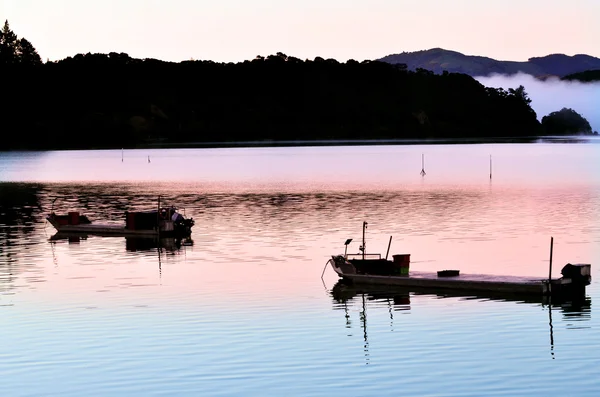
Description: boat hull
48,222,159,236
46,214,192,237
328,257,589,298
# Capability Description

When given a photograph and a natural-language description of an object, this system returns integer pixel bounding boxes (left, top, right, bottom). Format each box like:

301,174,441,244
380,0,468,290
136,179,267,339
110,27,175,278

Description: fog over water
476,73,600,132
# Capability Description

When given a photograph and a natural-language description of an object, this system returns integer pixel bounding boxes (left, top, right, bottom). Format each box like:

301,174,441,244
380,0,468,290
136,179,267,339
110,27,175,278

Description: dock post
157,196,161,234
385,236,392,260
548,237,554,293
361,221,368,260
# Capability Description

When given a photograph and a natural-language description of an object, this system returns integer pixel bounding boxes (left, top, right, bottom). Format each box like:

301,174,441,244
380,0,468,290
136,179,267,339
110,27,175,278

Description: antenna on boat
344,239,352,257
420,154,426,176
359,221,368,259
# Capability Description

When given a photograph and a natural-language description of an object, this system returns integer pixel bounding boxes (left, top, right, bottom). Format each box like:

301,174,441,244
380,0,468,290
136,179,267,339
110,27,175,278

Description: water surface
1,142,599,396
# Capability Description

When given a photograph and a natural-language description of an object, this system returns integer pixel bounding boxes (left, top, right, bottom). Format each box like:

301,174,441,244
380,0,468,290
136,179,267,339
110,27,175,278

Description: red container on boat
68,212,80,225
393,254,411,275
393,254,410,265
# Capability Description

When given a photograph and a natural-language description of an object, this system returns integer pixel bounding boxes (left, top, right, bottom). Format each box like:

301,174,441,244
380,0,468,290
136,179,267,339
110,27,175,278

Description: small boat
326,222,591,298
46,198,195,237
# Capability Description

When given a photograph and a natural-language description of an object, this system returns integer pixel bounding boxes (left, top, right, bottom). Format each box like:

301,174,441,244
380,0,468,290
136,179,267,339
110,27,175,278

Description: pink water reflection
1,143,599,305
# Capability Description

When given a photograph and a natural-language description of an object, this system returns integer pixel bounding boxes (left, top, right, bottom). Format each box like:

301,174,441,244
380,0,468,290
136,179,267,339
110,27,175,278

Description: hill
378,48,600,78
562,69,600,82
0,53,541,150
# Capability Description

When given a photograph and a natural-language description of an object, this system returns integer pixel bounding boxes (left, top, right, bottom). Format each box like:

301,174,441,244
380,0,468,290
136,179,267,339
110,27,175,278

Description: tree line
1,22,544,150
0,20,42,65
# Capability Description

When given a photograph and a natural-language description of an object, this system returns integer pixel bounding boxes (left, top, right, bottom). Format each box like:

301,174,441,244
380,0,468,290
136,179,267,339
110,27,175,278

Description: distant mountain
378,48,600,78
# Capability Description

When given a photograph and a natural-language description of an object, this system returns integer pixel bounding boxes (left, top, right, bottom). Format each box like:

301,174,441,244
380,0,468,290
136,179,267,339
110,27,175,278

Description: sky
3,0,600,63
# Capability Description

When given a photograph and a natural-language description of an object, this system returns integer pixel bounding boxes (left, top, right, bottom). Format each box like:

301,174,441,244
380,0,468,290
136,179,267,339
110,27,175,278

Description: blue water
1,142,599,396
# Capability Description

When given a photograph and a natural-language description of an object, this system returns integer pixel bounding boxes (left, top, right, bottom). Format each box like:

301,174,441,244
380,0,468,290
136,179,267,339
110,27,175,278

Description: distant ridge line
377,48,600,78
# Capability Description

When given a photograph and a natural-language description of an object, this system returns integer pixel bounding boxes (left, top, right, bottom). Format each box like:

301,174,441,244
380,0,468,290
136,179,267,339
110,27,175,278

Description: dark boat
326,222,591,298
46,198,195,237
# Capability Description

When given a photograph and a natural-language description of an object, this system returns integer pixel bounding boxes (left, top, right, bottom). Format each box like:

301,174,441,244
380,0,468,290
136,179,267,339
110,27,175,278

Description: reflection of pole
489,155,492,180
344,302,351,328
549,300,555,359
361,294,369,365
547,237,555,358
157,239,162,283
50,240,58,267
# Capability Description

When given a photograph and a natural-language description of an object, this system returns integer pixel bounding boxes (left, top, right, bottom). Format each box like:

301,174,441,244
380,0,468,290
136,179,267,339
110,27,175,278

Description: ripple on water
1,145,600,396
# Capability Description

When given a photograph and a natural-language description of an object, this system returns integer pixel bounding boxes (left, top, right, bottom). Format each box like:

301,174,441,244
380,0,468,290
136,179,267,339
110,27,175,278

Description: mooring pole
420,154,426,176
385,236,393,260
157,196,161,234
489,155,492,180
548,237,554,292
362,221,367,260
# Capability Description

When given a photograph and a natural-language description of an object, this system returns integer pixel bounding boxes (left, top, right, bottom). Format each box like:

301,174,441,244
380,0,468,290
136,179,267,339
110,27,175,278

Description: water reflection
330,280,591,363
1,145,599,396
330,280,592,313
48,232,194,253
0,183,45,294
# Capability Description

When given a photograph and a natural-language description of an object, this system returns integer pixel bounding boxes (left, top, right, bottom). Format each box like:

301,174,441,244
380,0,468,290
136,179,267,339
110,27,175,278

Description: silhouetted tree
508,85,531,105
541,108,593,135
16,38,42,65
0,52,545,150
0,20,42,66
0,20,18,64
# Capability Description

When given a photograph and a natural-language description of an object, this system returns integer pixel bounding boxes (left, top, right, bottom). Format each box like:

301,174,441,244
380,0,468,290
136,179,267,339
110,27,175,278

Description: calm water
1,141,600,396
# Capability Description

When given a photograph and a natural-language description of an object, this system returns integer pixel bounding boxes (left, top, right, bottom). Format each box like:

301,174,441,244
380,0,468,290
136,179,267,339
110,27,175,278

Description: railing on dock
346,253,382,260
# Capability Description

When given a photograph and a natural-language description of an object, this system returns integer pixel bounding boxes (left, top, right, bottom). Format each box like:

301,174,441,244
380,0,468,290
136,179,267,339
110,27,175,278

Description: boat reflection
330,279,591,309
49,232,194,252
330,279,591,363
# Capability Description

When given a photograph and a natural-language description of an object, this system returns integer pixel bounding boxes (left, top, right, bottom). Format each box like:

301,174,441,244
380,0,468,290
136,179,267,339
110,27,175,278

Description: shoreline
2,135,598,152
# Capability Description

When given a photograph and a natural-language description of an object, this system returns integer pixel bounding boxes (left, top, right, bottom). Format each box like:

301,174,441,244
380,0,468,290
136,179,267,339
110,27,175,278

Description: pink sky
4,0,599,63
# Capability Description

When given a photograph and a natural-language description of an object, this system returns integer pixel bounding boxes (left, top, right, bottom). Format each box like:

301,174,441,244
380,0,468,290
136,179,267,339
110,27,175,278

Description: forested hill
562,69,600,82
2,52,542,150
379,48,600,78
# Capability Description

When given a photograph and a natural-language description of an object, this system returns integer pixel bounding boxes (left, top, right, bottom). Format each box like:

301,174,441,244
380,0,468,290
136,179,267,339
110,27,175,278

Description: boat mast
362,221,368,259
